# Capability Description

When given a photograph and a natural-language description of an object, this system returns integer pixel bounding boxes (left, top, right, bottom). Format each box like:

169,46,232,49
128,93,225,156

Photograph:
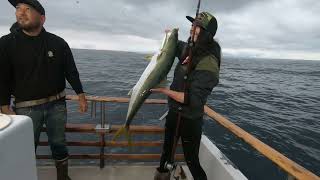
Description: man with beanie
151,12,221,180
0,0,88,179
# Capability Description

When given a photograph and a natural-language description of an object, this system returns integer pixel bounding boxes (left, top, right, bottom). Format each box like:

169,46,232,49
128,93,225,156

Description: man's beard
17,18,41,32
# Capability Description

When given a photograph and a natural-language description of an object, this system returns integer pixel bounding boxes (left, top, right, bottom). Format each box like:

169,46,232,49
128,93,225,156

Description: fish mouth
171,28,179,37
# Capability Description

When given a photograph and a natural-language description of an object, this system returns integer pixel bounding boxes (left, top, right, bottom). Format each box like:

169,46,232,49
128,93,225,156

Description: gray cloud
0,0,319,60
217,0,320,59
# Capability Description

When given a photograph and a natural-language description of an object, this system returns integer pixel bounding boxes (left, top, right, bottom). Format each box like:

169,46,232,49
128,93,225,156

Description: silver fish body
125,28,179,127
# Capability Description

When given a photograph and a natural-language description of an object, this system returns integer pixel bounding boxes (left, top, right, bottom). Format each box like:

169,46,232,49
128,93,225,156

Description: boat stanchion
95,102,111,133
95,102,111,169
90,101,96,119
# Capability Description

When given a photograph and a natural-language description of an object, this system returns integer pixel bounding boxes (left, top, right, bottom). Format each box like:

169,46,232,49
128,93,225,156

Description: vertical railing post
99,102,105,168
91,101,96,119
95,100,111,169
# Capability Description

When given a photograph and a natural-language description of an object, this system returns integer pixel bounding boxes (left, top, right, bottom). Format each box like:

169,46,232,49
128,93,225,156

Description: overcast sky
0,0,319,60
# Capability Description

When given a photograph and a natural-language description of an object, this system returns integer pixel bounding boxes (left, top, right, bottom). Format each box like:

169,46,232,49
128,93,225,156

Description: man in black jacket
0,0,88,179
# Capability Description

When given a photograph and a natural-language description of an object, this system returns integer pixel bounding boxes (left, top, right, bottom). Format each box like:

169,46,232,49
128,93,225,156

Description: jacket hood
10,22,21,34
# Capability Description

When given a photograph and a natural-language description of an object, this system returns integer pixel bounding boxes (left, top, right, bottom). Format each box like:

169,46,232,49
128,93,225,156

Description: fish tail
112,126,127,142
112,125,132,148
124,128,133,150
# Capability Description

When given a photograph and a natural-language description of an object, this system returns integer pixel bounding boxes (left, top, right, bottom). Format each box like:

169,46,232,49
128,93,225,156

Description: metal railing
36,95,320,180
38,95,183,169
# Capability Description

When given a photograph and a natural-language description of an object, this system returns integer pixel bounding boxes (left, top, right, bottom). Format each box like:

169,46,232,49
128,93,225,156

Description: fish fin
112,126,133,150
159,110,169,121
128,87,134,96
124,129,133,151
157,51,164,60
144,54,153,61
159,110,169,127
112,126,127,142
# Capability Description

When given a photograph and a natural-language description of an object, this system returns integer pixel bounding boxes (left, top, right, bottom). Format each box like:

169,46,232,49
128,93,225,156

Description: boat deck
37,165,191,180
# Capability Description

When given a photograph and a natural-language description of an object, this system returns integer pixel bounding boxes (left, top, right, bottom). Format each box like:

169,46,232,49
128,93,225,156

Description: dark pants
159,111,207,180
15,99,69,160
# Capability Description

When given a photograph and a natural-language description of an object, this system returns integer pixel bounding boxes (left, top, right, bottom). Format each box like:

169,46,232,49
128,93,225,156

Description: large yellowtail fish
113,28,179,144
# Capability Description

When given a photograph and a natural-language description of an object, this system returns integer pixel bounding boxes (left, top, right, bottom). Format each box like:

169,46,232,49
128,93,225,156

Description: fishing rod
165,0,202,176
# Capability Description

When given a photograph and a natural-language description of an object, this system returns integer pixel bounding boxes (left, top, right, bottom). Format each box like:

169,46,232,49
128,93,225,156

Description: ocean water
42,49,319,180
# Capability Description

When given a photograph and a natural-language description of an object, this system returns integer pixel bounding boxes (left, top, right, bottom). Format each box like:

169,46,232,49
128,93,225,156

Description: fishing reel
165,161,177,172
164,162,187,180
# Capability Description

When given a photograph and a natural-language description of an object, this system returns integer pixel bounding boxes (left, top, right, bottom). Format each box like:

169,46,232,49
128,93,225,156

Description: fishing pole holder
95,124,110,133
91,101,111,133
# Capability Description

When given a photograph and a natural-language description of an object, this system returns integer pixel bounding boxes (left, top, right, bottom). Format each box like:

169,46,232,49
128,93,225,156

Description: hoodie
0,23,84,106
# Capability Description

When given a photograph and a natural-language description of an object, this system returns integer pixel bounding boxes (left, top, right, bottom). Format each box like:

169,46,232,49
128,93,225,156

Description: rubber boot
55,157,71,180
154,167,171,180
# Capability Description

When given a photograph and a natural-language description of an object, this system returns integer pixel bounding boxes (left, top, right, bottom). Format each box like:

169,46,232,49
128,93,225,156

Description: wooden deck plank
37,165,189,180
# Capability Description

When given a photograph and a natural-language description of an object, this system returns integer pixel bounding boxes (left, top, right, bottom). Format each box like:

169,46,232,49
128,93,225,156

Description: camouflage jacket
168,40,220,119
